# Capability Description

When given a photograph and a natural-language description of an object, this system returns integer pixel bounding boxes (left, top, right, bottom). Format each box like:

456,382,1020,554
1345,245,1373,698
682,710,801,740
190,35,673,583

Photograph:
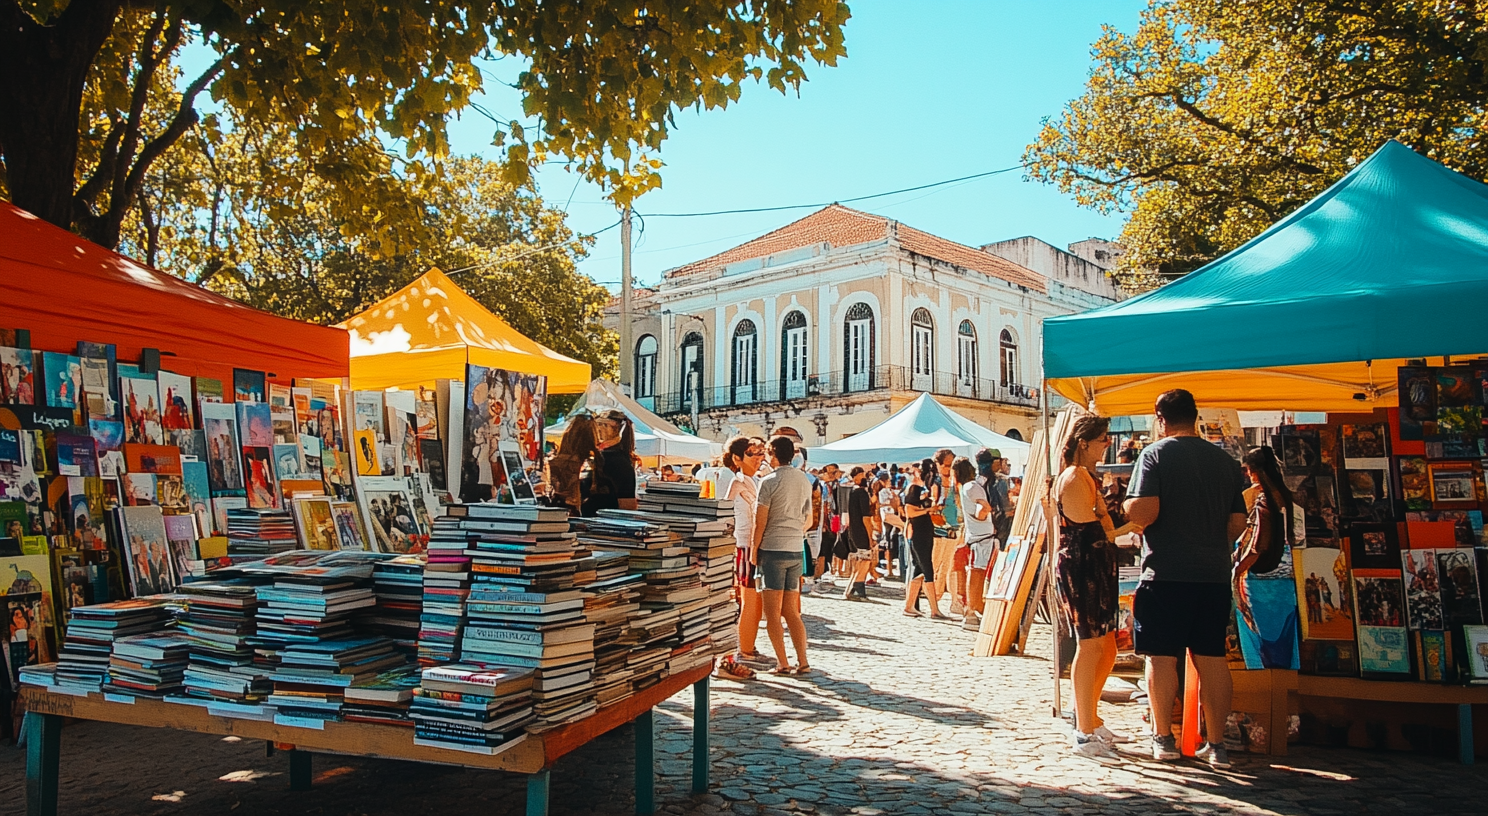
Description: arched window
780,310,809,399
957,320,978,392
1004,428,1024,441
634,335,658,399
843,302,875,392
1000,328,1019,387
732,319,758,403
679,332,704,409
911,308,934,391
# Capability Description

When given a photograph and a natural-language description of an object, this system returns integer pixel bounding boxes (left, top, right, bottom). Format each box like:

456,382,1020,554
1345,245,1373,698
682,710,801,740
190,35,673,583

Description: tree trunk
0,1,125,234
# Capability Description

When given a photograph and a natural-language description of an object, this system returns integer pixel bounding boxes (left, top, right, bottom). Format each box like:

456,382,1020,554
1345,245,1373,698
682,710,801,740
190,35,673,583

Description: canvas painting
0,347,37,405
1402,549,1444,630
1398,456,1431,510
162,513,198,582
41,352,81,410
1342,422,1389,469
237,400,273,447
357,476,427,554
353,429,379,476
181,460,213,536
1398,366,1437,440
1296,545,1353,641
1357,625,1411,674
124,473,157,506
201,402,244,495
119,371,164,445
331,501,367,550
157,474,190,512
294,498,338,551
232,368,266,403
2,554,58,676
273,443,304,481
157,371,194,432
241,446,279,509
1464,625,1488,680
119,505,175,596
89,418,125,478
1436,548,1483,625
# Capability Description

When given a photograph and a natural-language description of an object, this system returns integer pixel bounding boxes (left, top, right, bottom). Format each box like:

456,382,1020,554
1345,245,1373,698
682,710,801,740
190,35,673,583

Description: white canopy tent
806,393,1031,474
545,379,721,464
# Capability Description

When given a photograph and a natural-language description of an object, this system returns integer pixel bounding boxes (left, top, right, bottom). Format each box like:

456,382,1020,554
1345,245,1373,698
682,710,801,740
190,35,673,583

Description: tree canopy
1,0,851,250
1025,0,1488,287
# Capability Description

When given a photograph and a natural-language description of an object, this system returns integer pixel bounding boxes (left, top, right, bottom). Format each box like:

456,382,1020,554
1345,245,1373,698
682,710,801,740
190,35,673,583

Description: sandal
794,665,813,675
715,657,755,681
770,665,797,675
902,610,923,618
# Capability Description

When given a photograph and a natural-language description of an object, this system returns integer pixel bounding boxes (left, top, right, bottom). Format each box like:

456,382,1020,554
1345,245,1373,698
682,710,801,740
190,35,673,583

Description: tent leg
1042,381,1063,720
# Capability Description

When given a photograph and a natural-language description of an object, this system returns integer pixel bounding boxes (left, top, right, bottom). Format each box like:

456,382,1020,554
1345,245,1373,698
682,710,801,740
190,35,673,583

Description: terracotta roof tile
664,204,1045,292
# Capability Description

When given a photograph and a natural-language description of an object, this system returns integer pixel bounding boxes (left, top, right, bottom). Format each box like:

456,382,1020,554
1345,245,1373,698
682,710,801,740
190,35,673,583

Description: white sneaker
1093,724,1132,745
803,579,816,594
817,576,836,586
1071,733,1121,765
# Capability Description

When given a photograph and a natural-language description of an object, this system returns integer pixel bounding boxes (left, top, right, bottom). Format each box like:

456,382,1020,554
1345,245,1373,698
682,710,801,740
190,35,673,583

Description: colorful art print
1464,625,1488,680
170,429,206,461
0,464,45,532
272,443,304,482
501,449,537,504
156,475,190,512
293,498,338,551
1297,546,1354,641
151,370,192,431
24,431,47,475
202,407,244,495
76,341,117,416
235,400,273,448
359,477,427,554
1299,639,1358,676
1346,470,1385,501
1398,366,1437,440
415,390,438,439
1356,624,1411,674
1429,463,1477,505
1435,405,1482,437
292,389,313,430
313,399,343,452
211,496,247,537
322,448,350,487
1285,474,1338,537
119,505,175,596
241,446,279,509
396,410,419,476
0,347,38,405
0,429,18,464
420,438,447,491
330,502,367,550
1280,432,1321,473
1352,572,1405,628
271,407,297,446
1401,549,1444,630
5,591,54,674
353,391,385,434
66,477,108,550
55,432,98,477
195,376,224,403
1436,548,1483,626
89,419,126,478
162,513,198,581
0,501,26,542
1347,522,1400,571
1398,456,1431,510
181,460,213,537
269,383,292,410
60,553,92,612
1341,422,1389,462
353,429,379,476
1437,368,1480,408
123,473,156,506
298,435,323,478
232,368,266,403
40,352,81,410
118,373,164,445
123,442,183,475
1417,629,1450,682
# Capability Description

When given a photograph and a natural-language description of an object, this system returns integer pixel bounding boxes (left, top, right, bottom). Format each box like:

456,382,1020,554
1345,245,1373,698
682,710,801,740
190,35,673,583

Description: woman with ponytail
901,458,948,619
717,435,766,680
1235,446,1295,640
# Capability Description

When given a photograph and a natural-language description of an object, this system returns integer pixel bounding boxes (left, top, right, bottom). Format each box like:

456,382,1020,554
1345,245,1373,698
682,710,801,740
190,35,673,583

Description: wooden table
22,664,712,816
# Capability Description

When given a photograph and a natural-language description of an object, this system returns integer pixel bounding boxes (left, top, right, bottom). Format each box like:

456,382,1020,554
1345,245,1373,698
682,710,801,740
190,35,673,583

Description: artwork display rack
22,665,712,816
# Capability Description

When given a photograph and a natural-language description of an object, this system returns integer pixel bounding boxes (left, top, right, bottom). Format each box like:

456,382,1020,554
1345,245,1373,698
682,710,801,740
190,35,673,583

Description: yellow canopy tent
337,268,591,393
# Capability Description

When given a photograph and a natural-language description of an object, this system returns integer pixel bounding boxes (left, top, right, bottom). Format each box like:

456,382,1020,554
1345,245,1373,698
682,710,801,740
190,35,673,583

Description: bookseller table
22,664,712,816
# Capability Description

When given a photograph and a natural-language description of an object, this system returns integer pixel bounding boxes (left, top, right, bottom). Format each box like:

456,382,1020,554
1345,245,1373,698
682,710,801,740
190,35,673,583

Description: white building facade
611,206,1122,447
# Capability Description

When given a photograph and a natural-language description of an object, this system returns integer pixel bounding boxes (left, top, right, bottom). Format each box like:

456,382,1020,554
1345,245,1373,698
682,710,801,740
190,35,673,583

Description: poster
459,364,547,503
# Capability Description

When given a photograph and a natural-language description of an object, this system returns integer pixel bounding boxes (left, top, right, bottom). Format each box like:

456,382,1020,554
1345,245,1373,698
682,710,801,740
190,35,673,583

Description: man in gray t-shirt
1123,389,1247,769
751,436,815,673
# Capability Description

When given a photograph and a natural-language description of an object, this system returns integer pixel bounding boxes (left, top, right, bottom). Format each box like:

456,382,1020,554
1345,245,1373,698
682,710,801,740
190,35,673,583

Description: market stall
337,268,591,394
805,392,1031,474
1042,140,1488,761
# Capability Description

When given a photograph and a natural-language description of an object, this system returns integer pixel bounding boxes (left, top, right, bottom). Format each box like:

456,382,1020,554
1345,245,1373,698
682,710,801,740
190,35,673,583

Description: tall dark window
843,302,875,392
781,310,808,399
1000,328,1019,387
680,331,704,409
911,308,934,391
634,335,657,399
732,319,758,403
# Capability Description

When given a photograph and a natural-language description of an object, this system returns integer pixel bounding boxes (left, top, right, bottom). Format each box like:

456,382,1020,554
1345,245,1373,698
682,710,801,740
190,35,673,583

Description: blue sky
443,0,1147,288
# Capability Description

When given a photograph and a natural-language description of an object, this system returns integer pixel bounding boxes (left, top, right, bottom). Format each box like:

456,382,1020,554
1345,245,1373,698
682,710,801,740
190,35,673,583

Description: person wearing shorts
1124,389,1248,769
957,456,997,624
718,436,765,681
752,435,815,674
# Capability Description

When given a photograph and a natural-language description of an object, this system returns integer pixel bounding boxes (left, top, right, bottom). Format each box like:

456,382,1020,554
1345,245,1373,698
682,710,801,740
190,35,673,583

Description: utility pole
619,205,633,391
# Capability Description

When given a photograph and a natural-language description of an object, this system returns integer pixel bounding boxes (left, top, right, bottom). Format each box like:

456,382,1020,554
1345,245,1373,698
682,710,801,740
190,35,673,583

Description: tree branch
109,6,174,211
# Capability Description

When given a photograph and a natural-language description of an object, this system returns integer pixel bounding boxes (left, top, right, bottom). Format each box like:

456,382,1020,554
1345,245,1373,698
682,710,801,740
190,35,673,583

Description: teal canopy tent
806,393,1030,474
1044,141,1488,414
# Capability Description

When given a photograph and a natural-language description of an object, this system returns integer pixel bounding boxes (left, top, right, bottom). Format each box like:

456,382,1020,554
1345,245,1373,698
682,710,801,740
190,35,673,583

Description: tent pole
1042,378,1062,720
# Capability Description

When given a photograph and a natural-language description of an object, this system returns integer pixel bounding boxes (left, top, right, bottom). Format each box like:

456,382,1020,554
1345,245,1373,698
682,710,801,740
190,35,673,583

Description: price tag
103,693,137,705
274,714,326,730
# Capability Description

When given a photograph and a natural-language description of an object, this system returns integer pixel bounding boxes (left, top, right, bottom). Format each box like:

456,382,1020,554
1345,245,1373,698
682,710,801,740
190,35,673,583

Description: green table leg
526,770,550,816
1459,704,1474,765
692,675,710,793
25,711,62,816
288,749,313,791
635,708,655,816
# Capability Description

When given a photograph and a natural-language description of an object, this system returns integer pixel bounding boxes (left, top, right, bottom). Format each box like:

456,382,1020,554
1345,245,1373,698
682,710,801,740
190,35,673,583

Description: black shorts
1132,580,1231,658
819,530,837,560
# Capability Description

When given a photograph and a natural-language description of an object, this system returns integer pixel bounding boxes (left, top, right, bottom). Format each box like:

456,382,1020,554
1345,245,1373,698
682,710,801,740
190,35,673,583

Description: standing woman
902,459,948,619
1235,446,1296,657
719,436,766,680
582,410,637,515
1051,415,1126,763
546,415,598,515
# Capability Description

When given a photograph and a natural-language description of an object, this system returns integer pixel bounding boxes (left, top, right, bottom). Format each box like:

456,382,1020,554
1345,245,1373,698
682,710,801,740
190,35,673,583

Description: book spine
462,627,545,645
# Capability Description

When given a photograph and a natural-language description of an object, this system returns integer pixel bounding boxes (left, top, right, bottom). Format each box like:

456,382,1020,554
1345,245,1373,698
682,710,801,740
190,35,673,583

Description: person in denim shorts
751,435,816,674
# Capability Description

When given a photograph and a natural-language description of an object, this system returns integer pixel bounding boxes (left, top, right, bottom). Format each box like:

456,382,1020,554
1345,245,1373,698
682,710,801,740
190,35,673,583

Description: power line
445,217,623,277
636,164,1025,218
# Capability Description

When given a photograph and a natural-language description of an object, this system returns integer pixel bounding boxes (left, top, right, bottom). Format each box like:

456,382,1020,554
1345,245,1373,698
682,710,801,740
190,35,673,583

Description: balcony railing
651,365,1040,415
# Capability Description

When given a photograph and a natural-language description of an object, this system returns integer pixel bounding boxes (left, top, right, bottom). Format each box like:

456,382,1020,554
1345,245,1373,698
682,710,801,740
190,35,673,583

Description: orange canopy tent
0,203,349,380
337,268,591,393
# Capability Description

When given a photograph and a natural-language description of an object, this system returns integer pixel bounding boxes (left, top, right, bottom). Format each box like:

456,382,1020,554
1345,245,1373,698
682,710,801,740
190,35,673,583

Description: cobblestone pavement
4,579,1487,816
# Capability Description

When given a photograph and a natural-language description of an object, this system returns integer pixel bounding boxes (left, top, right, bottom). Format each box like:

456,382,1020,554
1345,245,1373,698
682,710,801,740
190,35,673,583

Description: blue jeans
757,550,804,592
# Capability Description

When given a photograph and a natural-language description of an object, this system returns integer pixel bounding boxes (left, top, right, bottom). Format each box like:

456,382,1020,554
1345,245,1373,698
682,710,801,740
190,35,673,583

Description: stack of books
457,504,597,728
638,483,738,658
411,664,536,755
51,599,174,693
365,553,425,657
419,520,475,665
267,637,404,724
104,632,192,698
342,664,422,726
241,551,382,674
581,550,644,706
175,581,271,703
225,507,299,556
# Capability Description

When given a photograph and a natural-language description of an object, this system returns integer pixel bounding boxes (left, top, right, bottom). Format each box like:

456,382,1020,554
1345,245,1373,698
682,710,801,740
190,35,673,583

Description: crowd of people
546,389,1272,772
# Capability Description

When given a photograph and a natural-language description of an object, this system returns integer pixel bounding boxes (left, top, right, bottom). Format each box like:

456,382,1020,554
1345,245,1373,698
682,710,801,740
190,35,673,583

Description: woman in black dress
581,410,637,516
902,458,948,619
